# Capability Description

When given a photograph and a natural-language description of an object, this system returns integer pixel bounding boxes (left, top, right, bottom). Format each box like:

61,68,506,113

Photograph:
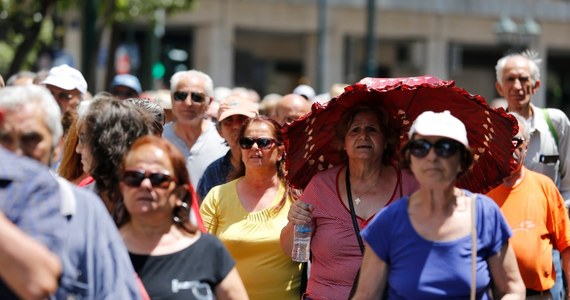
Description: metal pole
81,0,96,88
365,0,377,77
316,0,327,94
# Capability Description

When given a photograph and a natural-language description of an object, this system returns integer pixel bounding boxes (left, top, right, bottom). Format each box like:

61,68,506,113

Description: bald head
275,94,311,125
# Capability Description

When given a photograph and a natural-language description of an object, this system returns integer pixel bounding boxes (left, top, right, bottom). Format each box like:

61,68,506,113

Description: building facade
70,0,570,111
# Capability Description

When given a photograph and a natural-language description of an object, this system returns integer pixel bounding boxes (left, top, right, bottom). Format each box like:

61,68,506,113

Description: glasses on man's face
239,137,276,150
408,138,462,158
173,91,207,103
511,137,525,148
122,170,175,188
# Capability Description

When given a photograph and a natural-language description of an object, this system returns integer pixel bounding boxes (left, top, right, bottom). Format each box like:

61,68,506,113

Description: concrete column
193,0,234,88
303,34,317,88
425,16,448,79
303,26,343,94
324,23,345,93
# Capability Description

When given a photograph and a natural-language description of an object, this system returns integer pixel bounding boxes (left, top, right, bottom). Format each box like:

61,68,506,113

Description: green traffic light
152,62,165,79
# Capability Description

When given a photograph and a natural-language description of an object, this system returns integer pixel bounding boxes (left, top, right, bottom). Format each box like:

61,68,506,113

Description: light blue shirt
163,121,228,188
54,177,142,300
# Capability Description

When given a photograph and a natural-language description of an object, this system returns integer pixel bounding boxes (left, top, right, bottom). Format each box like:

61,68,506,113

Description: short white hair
0,85,62,147
169,69,214,98
496,50,541,86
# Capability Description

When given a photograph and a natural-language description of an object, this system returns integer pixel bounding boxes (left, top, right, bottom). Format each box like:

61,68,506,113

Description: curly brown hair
81,98,151,216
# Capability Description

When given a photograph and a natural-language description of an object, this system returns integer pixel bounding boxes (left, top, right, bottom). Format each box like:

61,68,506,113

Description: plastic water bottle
292,223,312,262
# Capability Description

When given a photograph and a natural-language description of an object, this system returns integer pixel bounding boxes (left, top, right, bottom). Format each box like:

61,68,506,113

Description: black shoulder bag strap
346,167,365,253
346,167,365,298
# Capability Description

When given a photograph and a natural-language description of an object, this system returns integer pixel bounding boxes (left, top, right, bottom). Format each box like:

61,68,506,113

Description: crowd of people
0,49,569,300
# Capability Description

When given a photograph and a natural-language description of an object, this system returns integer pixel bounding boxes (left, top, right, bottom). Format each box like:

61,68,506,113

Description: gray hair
0,85,62,147
127,98,165,135
496,50,542,86
6,71,36,86
508,112,530,141
76,99,94,123
169,70,214,98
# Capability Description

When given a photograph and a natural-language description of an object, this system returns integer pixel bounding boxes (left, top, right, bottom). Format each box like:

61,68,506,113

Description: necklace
353,182,377,205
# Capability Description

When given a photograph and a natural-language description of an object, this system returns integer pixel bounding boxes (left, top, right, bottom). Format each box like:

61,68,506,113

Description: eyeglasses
512,137,525,148
408,138,462,158
239,137,276,150
173,91,207,103
122,170,175,188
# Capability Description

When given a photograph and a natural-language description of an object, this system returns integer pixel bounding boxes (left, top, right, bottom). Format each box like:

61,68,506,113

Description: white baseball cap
408,110,469,147
293,84,316,101
42,64,88,94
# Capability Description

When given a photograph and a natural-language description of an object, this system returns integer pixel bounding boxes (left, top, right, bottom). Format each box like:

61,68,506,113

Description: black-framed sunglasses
239,137,276,150
511,137,525,148
122,170,175,188
173,91,207,103
408,138,462,158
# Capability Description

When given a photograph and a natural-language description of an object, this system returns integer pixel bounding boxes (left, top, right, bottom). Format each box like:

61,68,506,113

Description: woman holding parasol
280,104,419,300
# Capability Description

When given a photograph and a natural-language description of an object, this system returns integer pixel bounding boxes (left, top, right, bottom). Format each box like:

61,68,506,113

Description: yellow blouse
200,178,302,300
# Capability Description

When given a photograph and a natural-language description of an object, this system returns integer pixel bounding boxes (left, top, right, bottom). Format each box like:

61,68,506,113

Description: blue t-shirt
361,191,512,299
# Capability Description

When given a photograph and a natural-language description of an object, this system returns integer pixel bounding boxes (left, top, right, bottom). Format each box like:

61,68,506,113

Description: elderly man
41,64,87,113
496,50,570,203
487,113,570,299
274,93,311,126
495,50,570,299
0,85,142,299
163,70,228,187
197,95,258,200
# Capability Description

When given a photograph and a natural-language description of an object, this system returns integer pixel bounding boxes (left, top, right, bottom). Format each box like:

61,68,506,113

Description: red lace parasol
283,75,518,193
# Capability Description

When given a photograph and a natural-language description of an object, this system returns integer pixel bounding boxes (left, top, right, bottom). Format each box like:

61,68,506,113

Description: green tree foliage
0,0,196,80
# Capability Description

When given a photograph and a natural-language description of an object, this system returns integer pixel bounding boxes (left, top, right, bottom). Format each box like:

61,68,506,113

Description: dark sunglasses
239,137,276,150
122,170,175,188
408,138,462,158
512,137,524,148
173,91,207,103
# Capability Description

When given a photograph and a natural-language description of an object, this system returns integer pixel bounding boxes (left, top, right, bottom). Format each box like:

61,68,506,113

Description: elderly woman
280,105,419,300
352,111,525,299
119,135,248,300
200,115,302,299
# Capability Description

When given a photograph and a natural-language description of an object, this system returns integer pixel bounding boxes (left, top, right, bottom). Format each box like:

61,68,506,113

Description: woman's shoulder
307,165,343,185
468,191,503,215
198,232,224,245
205,178,239,198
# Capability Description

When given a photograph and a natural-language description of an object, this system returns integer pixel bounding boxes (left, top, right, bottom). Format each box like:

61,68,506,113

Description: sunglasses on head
408,138,462,158
173,91,207,103
239,137,276,150
122,170,175,188
511,137,525,148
